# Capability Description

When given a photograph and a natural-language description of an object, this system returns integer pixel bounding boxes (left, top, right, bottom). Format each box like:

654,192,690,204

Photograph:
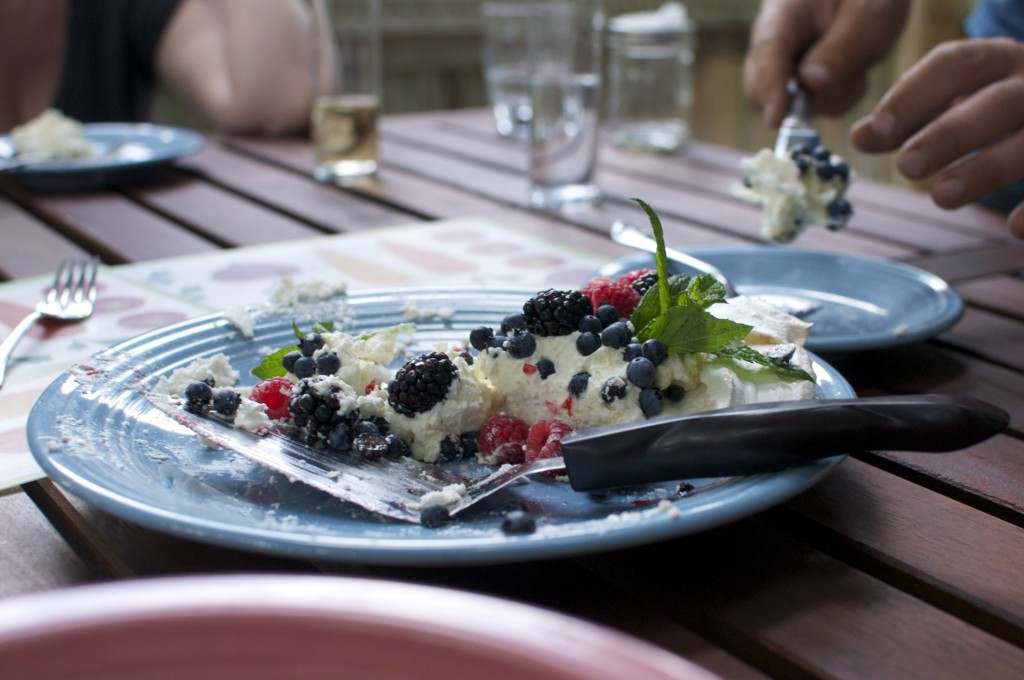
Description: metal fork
774,79,820,157
0,257,99,388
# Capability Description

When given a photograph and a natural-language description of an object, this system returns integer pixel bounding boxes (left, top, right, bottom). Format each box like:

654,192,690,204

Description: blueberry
576,331,601,356
791,143,815,158
642,339,668,365
639,387,664,417
832,160,850,182
460,431,480,458
294,392,317,415
792,156,809,175
315,351,341,375
501,313,527,334
600,376,628,403
621,342,643,362
282,351,302,373
314,403,335,424
420,503,450,528
184,380,213,412
354,420,380,437
578,315,603,334
812,145,831,161
595,304,619,327
327,424,352,453
488,334,508,349
506,330,537,359
815,159,836,181
501,509,537,535
300,332,324,357
600,322,630,349
664,384,686,402
568,372,590,397
212,389,240,417
469,326,494,351
292,355,316,379
354,433,388,460
439,434,465,462
827,197,852,219
626,357,656,389
385,433,410,458
536,358,556,379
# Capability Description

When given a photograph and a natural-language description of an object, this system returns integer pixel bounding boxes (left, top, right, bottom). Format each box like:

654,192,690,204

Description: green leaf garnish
252,344,300,379
628,198,813,383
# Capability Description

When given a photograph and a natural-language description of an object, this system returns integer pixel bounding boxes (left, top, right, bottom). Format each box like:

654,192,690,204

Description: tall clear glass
310,0,382,184
480,2,534,138
527,0,605,212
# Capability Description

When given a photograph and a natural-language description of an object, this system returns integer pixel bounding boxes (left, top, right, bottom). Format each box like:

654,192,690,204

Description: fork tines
53,256,100,304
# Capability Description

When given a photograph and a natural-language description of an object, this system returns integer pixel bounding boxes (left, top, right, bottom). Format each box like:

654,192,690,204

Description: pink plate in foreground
0,574,718,680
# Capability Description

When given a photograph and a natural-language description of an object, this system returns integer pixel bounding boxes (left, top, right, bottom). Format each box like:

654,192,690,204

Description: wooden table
2,108,1023,679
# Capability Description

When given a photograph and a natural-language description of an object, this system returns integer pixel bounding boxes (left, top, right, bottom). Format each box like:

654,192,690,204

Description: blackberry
630,271,659,295
460,431,480,458
387,352,458,417
184,380,213,412
287,376,351,447
439,434,466,462
522,289,592,337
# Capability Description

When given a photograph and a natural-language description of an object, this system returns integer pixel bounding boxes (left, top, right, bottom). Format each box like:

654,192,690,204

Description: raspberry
522,289,592,337
387,352,458,417
617,268,653,287
581,277,641,318
249,376,294,420
525,418,574,462
477,413,529,465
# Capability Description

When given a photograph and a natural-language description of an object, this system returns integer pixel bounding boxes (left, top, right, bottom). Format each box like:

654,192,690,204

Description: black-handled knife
559,394,1009,491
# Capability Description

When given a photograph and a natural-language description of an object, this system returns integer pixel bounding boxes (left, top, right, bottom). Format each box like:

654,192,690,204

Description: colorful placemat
0,218,608,491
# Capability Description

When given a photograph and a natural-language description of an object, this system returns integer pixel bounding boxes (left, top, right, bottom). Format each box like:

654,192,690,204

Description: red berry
580,277,642,318
249,376,294,420
617,268,653,287
525,418,574,462
477,413,529,465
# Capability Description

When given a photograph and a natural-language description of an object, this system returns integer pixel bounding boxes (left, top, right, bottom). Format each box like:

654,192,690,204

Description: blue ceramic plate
597,247,964,355
27,287,854,566
0,122,204,190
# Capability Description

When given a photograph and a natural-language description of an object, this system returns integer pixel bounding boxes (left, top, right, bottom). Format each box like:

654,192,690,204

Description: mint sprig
629,198,813,383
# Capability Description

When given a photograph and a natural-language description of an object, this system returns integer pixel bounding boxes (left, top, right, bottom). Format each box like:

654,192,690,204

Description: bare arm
851,37,1024,238
744,0,911,126
155,0,312,136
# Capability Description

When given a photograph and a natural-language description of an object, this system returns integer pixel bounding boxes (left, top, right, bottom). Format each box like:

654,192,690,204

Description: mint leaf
682,274,728,310
632,273,691,333
252,344,300,379
720,345,816,382
637,305,752,353
633,198,672,313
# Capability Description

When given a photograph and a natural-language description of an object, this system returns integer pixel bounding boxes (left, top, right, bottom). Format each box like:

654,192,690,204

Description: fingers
852,39,1023,152
1008,202,1024,239
744,0,824,127
928,125,1024,212
797,0,910,116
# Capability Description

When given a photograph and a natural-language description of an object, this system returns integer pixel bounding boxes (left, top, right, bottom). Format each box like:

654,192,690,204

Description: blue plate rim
26,286,855,566
597,246,964,354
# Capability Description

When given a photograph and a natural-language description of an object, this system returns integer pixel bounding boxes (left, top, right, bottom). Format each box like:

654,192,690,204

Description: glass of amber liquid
310,0,381,183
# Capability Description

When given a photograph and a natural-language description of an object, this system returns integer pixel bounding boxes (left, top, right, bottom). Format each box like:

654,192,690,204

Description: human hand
744,0,911,127
851,38,1024,238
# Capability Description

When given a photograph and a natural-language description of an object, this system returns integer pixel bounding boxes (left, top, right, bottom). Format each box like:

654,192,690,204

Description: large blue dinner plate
27,287,854,566
0,122,204,191
597,247,964,355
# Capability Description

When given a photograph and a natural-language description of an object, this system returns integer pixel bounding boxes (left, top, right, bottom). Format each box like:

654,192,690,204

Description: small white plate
597,247,964,355
0,122,204,190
